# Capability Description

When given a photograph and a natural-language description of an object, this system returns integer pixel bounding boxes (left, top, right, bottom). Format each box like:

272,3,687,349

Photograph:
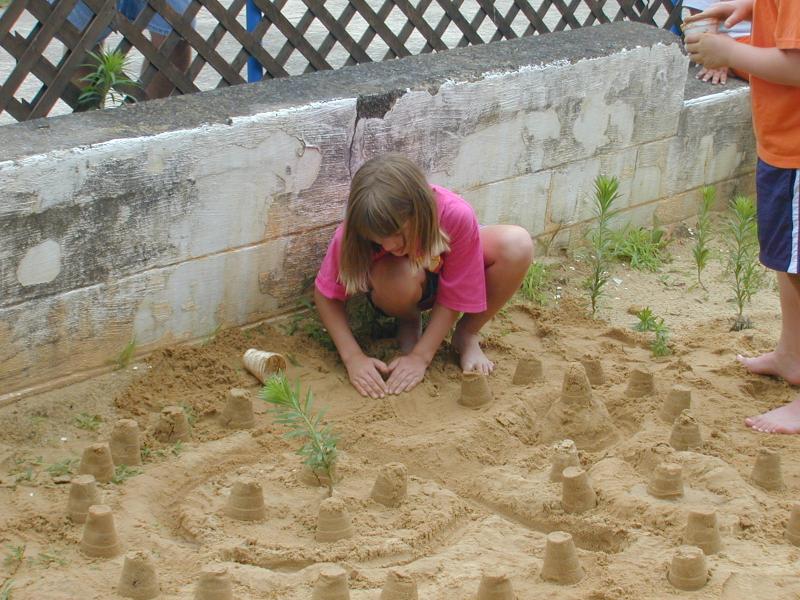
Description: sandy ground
1,220,799,599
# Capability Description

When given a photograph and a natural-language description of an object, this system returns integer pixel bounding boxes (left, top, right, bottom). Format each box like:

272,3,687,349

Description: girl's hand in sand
386,353,428,394
344,353,389,399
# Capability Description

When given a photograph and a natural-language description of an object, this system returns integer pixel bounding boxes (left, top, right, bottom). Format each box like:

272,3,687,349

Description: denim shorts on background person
55,0,193,39
756,158,800,274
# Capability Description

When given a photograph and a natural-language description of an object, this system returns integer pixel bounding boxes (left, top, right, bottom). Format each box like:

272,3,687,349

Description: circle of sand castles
683,508,722,555
541,363,618,451
195,564,233,600
647,462,684,499
476,567,515,599
81,504,122,558
67,474,102,523
669,410,702,451
659,385,692,424
751,447,784,490
313,565,350,600
79,442,115,483
549,439,580,483
540,531,584,585
154,406,191,443
380,568,419,600
512,355,543,385
625,367,655,398
561,466,597,513
316,497,355,543
370,462,408,507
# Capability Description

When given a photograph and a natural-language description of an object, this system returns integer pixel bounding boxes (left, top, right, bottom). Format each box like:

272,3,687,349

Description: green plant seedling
45,458,78,478
651,320,672,357
0,580,12,600
78,49,140,110
74,413,102,432
3,545,25,569
692,186,715,290
33,549,67,568
111,465,141,485
261,373,338,497
633,307,658,332
519,262,551,304
611,223,670,271
180,404,197,427
583,175,621,317
725,195,764,330
170,441,184,456
115,337,136,370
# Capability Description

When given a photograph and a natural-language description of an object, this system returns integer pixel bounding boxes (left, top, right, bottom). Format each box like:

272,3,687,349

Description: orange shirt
750,0,800,168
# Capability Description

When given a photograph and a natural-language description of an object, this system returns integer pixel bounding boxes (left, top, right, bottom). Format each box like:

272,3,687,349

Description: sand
1,228,800,599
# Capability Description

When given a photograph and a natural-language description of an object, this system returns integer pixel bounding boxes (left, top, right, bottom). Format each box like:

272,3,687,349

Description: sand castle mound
540,363,619,451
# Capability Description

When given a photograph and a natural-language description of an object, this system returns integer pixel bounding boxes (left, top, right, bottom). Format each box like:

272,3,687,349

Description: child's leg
369,255,426,353
453,225,533,373
743,271,800,433
738,271,800,385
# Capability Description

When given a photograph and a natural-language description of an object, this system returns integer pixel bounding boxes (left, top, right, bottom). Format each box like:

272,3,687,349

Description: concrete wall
0,22,755,399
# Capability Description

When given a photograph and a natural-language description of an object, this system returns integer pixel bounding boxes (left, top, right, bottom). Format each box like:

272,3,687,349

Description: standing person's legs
145,35,190,99
453,224,533,373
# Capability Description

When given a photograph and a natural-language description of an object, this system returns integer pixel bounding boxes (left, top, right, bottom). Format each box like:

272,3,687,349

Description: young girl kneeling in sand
315,154,533,398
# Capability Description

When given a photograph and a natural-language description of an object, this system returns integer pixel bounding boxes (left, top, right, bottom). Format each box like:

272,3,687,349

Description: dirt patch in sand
2,229,800,599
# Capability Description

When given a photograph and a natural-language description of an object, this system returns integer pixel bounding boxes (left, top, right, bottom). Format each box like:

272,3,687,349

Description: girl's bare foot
452,327,494,375
397,318,421,355
737,351,800,385
745,397,800,434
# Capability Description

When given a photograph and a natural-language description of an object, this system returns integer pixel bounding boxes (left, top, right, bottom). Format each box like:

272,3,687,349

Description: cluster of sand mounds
3,238,800,598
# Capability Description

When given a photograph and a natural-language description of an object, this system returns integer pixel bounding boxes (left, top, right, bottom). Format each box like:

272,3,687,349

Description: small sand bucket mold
476,568,516,599
312,565,350,600
540,531,584,585
243,348,287,383
380,568,419,600
118,551,160,599
195,564,233,600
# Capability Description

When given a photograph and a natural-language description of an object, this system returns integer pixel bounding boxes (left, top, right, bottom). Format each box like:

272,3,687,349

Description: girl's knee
498,226,534,265
369,257,424,316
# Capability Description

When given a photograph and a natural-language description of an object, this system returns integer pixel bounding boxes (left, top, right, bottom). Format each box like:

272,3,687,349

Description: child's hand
697,66,729,85
686,33,736,69
386,353,429,394
344,353,389,399
683,0,752,29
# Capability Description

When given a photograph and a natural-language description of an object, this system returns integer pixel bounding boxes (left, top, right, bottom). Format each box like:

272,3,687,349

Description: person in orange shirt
686,0,800,433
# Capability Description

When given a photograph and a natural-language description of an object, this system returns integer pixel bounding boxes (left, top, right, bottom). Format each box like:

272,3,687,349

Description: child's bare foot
452,327,494,374
737,351,800,385
397,317,421,355
745,397,800,433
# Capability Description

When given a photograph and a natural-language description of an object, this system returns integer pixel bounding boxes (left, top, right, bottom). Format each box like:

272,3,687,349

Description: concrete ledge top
1,21,679,162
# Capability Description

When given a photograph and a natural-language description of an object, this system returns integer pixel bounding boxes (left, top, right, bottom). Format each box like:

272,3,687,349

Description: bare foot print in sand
452,328,494,374
737,351,800,385
745,397,800,434
397,318,421,355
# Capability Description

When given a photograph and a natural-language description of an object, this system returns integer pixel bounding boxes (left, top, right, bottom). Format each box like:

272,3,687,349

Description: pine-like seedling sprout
693,186,715,290
79,49,140,110
725,195,764,331
261,373,338,496
583,175,621,317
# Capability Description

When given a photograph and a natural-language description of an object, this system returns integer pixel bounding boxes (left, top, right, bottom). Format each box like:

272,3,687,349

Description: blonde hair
339,154,450,295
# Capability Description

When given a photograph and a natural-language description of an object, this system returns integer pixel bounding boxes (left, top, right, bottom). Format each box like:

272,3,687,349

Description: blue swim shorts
56,0,193,39
756,158,800,273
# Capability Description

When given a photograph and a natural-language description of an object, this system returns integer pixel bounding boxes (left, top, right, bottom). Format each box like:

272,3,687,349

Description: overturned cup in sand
316,497,354,543
512,356,543,385
221,388,256,429
225,478,266,521
118,550,160,599
647,462,684,499
154,406,191,443
785,503,800,546
370,463,408,507
243,348,287,383
659,385,692,424
751,447,784,490
110,419,142,466
380,568,418,600
667,545,708,591
669,410,702,451
79,442,115,483
684,508,722,555
459,371,492,408
67,474,102,523
549,439,580,483
476,567,515,599
194,564,233,600
579,355,605,386
312,565,350,600
80,504,122,558
540,531,584,585
625,368,655,398
561,466,597,514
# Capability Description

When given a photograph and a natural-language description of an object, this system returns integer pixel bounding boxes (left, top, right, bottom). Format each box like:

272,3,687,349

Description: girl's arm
314,288,389,399
386,302,459,394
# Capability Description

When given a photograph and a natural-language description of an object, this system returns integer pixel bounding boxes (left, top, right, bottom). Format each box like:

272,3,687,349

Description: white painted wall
0,33,755,399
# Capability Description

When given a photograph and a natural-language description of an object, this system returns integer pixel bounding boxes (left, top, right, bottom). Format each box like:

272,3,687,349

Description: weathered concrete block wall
0,22,755,398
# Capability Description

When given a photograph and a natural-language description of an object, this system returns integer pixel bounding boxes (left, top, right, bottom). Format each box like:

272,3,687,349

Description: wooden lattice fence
0,0,682,122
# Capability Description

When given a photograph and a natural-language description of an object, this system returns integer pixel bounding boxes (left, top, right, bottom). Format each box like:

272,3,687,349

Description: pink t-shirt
315,185,487,313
